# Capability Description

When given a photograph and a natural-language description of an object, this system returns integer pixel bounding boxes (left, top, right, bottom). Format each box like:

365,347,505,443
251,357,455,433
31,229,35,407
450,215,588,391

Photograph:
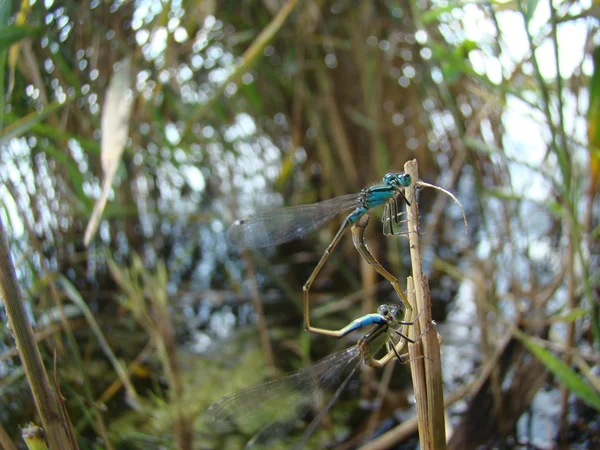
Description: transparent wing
205,346,360,446
226,193,361,249
291,364,360,450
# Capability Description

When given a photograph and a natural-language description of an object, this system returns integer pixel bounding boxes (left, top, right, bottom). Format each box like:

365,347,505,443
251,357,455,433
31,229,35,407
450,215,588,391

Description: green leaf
0,2,11,26
554,308,588,324
0,47,5,131
0,101,64,142
464,138,503,154
0,24,40,49
3,114,100,154
239,81,262,113
421,2,464,25
524,0,541,24
515,330,600,411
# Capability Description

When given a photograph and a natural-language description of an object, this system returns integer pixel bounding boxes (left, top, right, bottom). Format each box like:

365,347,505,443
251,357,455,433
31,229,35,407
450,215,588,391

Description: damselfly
228,173,413,338
206,304,423,449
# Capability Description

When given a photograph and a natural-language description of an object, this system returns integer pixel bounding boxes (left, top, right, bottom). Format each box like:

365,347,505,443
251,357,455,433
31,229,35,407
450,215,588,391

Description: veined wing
291,363,359,450
205,346,360,447
226,193,361,249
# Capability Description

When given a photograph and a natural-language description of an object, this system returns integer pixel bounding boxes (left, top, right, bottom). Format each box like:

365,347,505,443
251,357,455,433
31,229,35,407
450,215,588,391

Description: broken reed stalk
0,218,75,450
21,423,47,450
405,158,447,450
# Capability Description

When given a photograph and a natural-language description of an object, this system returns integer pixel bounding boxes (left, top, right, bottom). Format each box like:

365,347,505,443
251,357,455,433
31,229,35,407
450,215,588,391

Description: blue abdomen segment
348,206,368,224
340,314,387,336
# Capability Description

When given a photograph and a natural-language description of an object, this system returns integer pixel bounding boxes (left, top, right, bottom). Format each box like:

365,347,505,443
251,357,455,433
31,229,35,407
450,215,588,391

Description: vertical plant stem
314,63,359,185
0,219,75,450
549,0,568,162
184,0,301,127
517,0,598,351
559,221,577,442
516,0,569,184
3,182,113,448
150,274,191,450
242,252,275,369
359,228,378,400
364,358,396,439
406,277,428,445
404,159,447,450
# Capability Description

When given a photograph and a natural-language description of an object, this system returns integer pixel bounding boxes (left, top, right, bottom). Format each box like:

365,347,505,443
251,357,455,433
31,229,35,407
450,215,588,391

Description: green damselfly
206,304,423,449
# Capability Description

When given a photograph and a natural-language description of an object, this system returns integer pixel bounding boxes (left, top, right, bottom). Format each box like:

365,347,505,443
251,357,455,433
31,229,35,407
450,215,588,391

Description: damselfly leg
304,201,412,339
383,195,409,236
302,214,356,337
227,173,413,340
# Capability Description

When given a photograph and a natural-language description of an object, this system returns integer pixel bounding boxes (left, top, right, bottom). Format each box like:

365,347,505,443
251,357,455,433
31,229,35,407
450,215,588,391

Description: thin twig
416,181,468,234
52,354,80,450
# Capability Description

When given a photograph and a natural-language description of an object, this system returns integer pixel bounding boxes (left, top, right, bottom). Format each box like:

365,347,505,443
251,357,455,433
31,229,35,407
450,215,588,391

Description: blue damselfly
206,304,423,449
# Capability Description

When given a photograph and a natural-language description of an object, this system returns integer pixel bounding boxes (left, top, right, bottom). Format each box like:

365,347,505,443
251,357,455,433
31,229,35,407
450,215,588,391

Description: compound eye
399,173,412,187
377,305,389,315
382,173,395,184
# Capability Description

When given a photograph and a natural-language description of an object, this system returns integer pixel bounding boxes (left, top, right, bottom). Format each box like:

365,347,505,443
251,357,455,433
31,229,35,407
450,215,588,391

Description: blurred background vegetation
0,0,599,449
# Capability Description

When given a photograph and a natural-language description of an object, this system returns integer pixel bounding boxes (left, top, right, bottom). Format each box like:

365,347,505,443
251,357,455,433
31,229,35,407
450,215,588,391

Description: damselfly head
398,173,411,187
377,304,403,321
382,173,412,188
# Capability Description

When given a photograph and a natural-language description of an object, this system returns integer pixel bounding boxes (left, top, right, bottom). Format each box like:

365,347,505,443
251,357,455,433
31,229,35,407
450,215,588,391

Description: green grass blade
57,274,140,403
0,24,40,48
514,329,600,411
0,102,64,142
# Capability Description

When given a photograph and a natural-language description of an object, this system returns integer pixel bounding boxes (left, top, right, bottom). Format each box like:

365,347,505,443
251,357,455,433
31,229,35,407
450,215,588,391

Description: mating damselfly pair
206,172,420,448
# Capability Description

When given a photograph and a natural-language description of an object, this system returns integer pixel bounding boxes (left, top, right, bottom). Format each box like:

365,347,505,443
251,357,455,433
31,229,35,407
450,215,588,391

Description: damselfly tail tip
204,401,238,433
226,222,258,249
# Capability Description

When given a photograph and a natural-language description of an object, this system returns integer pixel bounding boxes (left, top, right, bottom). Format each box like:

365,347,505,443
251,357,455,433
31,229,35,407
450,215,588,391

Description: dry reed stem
317,64,359,184
0,219,75,450
405,277,429,444
0,319,86,363
21,423,47,450
360,360,479,450
405,159,447,450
